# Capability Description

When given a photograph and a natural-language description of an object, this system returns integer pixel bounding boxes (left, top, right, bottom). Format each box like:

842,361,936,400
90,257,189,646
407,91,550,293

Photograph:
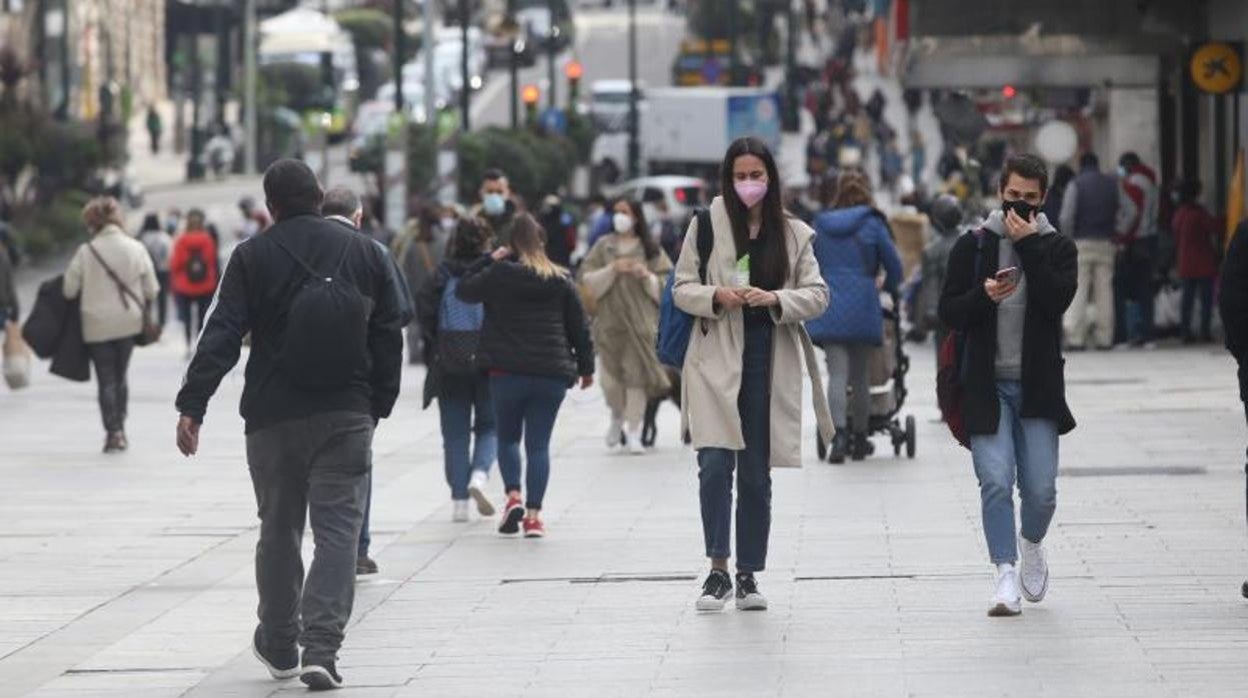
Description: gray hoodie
982,210,1058,380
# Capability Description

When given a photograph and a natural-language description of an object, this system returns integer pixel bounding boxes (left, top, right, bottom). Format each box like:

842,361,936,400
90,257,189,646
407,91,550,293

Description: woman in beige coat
578,198,673,454
674,137,832,612
63,197,160,452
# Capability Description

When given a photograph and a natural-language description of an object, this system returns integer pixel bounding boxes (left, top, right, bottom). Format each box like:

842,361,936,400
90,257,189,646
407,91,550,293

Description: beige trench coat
673,197,834,467
63,225,160,344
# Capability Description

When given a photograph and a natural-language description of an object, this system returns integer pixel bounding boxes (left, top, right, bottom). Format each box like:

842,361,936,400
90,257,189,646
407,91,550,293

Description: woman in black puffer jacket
457,213,595,539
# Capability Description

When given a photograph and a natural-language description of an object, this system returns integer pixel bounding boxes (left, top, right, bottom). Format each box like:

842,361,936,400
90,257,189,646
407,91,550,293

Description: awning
902,36,1163,89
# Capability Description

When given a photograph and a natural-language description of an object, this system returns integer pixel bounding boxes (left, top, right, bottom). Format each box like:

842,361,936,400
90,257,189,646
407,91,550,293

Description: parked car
604,175,708,224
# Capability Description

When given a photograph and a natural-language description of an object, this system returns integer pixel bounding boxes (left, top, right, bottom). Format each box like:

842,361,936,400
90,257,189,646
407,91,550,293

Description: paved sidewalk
1,337,1247,697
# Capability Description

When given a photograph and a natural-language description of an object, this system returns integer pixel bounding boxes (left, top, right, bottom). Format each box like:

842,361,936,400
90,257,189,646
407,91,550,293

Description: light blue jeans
969,380,1059,564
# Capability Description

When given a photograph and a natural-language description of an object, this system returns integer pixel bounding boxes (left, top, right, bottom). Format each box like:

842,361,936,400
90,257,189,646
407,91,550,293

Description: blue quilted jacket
805,205,903,345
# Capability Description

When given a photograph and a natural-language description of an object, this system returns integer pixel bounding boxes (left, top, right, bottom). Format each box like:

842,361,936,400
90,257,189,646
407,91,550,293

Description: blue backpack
656,208,713,368
436,273,485,375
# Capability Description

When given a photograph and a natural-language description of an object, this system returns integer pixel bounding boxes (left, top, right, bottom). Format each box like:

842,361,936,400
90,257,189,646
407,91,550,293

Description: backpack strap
87,242,143,311
694,208,713,284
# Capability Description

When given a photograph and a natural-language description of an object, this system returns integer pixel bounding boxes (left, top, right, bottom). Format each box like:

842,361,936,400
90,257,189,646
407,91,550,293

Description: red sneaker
523,518,546,538
498,495,525,536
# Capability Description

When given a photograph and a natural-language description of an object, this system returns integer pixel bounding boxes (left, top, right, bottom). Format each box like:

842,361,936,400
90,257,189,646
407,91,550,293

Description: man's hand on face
1004,207,1039,242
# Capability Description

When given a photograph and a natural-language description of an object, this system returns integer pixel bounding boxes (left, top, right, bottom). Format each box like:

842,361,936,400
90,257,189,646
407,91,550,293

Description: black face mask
1002,199,1037,221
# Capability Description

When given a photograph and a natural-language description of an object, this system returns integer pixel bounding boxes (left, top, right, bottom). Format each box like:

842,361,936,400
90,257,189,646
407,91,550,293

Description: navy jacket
806,206,903,345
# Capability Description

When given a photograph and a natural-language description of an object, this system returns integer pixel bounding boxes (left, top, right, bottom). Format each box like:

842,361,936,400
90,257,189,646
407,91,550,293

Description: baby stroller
816,292,916,461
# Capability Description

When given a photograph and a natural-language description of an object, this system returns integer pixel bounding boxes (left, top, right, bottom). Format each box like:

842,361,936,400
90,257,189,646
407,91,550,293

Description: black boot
828,432,848,464
850,433,870,461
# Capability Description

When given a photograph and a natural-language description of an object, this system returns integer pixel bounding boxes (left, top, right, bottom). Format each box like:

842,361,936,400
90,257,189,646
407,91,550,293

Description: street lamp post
510,39,524,130
627,0,639,179
546,0,557,110
392,0,405,114
460,0,470,131
242,0,257,174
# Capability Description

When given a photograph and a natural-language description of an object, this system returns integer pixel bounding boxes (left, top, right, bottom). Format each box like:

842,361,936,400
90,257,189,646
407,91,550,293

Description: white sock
996,563,1016,576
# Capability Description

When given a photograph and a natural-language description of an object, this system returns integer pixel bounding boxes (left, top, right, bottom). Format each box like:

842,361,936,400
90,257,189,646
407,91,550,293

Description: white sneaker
467,471,496,516
988,564,1022,617
452,500,470,523
625,429,645,455
1019,537,1049,603
605,418,623,450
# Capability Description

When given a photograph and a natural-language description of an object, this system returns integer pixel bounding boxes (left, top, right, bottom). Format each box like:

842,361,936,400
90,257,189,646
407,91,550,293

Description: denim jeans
87,338,135,434
245,411,373,664
969,381,1059,564
698,319,772,573
1181,277,1214,340
490,373,568,510
440,373,498,500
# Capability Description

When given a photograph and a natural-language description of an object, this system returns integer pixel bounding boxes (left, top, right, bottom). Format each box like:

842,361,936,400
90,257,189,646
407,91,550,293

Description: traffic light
565,60,583,103
522,84,540,126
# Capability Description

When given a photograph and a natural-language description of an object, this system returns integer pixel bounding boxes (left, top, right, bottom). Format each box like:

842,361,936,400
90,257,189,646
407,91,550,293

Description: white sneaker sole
300,665,343,690
736,594,768,611
468,482,495,516
696,595,729,612
251,641,299,680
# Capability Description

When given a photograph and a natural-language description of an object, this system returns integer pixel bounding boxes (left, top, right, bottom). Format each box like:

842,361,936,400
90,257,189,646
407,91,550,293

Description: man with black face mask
939,154,1078,618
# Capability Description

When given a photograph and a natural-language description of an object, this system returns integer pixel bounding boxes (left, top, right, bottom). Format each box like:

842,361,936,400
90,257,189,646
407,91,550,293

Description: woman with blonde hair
456,213,595,538
63,197,160,452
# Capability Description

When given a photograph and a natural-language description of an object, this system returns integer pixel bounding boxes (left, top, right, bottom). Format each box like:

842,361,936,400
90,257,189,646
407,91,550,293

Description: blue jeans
970,381,1059,564
698,320,772,573
440,373,498,500
490,374,568,510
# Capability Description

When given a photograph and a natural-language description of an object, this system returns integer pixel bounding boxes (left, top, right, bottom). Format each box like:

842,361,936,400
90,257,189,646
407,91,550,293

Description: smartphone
995,267,1020,285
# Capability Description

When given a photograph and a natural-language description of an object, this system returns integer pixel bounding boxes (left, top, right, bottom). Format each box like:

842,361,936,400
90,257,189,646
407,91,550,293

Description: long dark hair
450,216,494,261
614,198,660,260
720,136,790,290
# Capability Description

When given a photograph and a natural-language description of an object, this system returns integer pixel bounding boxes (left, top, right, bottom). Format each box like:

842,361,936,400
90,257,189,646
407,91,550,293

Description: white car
375,82,431,123
432,26,487,92
590,79,645,133
604,175,709,223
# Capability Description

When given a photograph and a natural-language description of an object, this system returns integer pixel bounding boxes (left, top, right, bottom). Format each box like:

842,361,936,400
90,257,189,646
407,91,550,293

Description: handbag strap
87,242,144,311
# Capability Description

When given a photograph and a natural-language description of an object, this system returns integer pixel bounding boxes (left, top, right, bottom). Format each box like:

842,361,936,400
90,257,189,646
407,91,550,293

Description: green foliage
334,9,393,51
14,189,92,258
453,127,578,206
406,122,438,193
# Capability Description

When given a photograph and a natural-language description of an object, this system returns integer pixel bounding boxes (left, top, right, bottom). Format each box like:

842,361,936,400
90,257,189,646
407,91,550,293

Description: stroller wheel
905,415,917,459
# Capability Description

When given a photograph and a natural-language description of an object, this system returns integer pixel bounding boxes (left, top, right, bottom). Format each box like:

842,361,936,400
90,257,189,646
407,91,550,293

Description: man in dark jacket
322,185,414,579
1219,219,1248,599
940,154,1078,618
471,169,519,246
174,160,406,691
1059,152,1124,349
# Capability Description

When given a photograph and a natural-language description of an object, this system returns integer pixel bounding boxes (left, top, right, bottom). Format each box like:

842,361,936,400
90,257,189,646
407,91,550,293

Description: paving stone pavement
1,336,1247,697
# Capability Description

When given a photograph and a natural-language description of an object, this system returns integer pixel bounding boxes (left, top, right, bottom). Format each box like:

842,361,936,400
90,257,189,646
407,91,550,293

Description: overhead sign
1190,42,1243,94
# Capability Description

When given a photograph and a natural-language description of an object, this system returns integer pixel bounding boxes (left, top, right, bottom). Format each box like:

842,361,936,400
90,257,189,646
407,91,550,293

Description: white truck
591,86,782,185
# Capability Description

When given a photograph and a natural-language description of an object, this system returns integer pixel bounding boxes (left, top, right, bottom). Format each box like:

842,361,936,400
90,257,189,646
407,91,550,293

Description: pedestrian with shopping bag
63,197,160,452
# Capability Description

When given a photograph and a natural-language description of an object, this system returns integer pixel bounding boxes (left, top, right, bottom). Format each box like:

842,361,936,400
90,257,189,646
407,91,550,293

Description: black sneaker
251,625,299,680
735,573,768,611
300,659,344,691
695,569,733,611
356,555,379,576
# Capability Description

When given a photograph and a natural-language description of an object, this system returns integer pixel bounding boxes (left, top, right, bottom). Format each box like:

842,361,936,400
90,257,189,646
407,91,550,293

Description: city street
1,338,1247,696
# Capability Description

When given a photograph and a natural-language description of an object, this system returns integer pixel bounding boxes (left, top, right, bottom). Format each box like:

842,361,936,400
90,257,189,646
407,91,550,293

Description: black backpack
272,236,373,390
186,247,209,284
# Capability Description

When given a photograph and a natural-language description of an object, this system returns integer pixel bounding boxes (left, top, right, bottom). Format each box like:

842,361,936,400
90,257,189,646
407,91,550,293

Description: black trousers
87,338,135,434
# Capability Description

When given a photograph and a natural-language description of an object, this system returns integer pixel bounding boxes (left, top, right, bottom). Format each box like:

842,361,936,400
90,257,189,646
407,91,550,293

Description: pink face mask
734,180,769,209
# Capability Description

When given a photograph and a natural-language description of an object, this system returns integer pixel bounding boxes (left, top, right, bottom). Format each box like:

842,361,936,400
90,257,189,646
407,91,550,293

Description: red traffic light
564,60,584,81
522,84,541,106
1002,84,1017,99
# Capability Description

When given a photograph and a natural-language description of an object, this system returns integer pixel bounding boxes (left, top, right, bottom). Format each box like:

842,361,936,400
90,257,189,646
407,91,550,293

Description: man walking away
1116,152,1161,347
1219,219,1248,599
1059,152,1121,350
940,154,1078,617
322,185,414,577
175,160,406,691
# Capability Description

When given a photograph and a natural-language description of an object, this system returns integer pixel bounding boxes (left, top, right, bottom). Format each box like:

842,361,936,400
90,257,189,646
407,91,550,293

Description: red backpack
935,230,985,449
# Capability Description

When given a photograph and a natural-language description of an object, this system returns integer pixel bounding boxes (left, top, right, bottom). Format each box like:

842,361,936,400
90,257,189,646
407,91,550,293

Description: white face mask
613,212,635,235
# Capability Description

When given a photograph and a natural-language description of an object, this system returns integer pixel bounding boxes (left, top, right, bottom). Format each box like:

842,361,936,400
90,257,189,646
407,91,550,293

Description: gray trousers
245,411,374,664
824,343,871,433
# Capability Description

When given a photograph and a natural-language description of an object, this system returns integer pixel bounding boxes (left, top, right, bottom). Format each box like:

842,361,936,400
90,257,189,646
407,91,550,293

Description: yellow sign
1190,42,1243,94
